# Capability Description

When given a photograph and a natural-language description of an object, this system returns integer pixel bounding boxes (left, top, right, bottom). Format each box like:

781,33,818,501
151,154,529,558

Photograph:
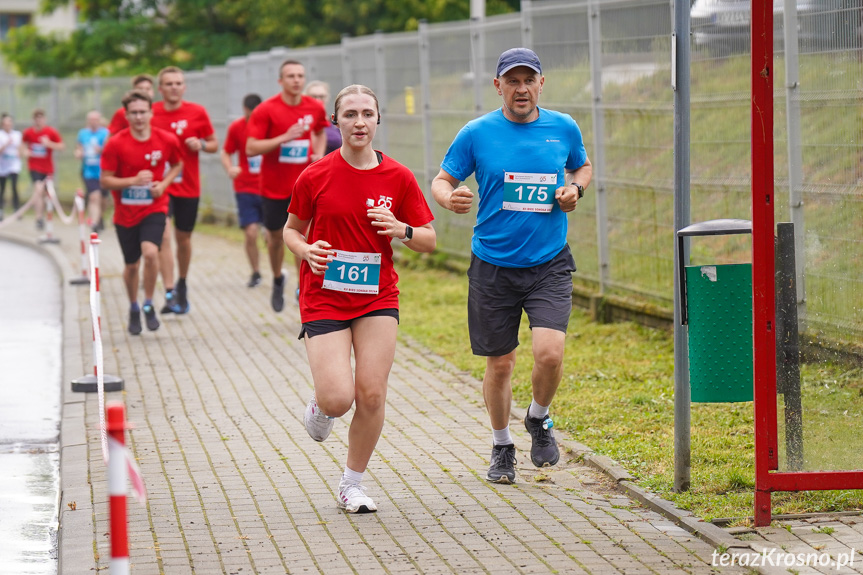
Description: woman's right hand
305,240,336,275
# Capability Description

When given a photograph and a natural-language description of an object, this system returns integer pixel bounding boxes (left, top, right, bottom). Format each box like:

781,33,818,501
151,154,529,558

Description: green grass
393,254,863,524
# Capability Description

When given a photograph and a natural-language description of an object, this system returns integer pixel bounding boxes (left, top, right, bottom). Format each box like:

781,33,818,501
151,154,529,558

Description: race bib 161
322,250,381,294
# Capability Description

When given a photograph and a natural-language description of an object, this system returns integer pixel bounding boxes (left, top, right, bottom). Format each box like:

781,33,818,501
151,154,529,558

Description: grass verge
393,253,863,525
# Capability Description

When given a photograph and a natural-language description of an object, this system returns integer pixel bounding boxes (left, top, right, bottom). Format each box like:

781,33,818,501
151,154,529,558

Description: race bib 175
502,172,557,213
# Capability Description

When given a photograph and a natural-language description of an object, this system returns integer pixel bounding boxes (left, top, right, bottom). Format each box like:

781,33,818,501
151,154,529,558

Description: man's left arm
310,129,326,162
200,134,218,153
46,131,65,151
190,110,218,153
187,133,218,153
556,157,593,213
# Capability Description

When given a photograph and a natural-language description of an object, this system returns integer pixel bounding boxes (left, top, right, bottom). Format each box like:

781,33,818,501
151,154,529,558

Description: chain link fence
1,0,861,341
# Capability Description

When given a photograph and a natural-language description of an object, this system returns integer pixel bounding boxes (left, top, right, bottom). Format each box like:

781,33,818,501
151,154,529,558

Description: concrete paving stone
13,221,844,575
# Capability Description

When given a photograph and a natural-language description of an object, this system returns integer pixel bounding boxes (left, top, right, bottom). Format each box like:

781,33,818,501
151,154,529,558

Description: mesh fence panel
4,0,862,350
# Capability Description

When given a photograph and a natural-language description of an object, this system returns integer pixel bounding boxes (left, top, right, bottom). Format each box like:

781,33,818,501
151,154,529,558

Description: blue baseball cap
496,47,542,77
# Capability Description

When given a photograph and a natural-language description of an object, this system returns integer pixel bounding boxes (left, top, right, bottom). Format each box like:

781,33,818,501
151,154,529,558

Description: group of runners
0,108,64,227
18,47,594,515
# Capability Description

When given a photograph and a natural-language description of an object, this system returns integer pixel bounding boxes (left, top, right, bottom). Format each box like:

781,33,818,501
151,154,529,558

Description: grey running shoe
486,443,517,484
271,276,285,312
303,398,334,442
173,280,190,314
143,304,159,331
524,414,560,467
161,290,176,314
338,480,377,513
128,309,142,335
247,271,262,288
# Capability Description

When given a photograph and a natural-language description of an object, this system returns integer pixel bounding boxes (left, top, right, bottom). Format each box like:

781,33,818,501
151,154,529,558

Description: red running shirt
289,150,435,323
22,126,62,174
107,107,128,136
246,94,328,200
100,128,182,228
151,101,215,198
223,117,261,194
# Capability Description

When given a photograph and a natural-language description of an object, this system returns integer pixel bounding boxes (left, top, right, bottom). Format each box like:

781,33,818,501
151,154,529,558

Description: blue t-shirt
77,127,109,180
440,107,587,268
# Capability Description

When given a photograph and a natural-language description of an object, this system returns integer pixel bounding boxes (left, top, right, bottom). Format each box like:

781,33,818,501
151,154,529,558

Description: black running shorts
298,308,399,340
169,195,199,232
467,245,576,357
115,212,166,264
262,197,291,232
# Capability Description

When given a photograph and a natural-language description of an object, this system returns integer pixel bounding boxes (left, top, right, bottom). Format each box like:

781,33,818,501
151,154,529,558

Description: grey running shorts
467,245,575,357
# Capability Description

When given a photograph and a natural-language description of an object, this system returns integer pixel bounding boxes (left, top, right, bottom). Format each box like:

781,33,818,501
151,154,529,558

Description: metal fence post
588,0,610,293
341,34,353,88
520,0,533,48
94,77,102,114
50,77,60,126
672,0,692,493
418,21,435,195
782,0,807,330
470,17,485,117
374,31,389,153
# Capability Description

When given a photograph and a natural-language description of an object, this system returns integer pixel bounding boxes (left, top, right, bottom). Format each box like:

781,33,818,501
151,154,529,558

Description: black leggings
0,173,20,210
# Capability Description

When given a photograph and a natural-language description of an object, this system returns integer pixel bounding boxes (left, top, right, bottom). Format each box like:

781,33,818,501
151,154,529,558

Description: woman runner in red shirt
284,85,436,513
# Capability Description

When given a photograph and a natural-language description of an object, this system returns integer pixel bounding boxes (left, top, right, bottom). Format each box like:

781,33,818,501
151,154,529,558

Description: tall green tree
1,0,518,77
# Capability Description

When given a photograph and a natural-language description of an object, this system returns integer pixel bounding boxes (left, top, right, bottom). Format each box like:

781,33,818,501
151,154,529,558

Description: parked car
690,0,861,54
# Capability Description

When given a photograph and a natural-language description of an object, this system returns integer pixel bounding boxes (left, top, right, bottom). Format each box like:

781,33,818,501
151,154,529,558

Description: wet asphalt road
0,239,61,575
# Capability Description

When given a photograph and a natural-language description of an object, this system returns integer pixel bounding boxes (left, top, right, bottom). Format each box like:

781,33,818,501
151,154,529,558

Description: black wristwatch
403,224,413,241
572,182,584,198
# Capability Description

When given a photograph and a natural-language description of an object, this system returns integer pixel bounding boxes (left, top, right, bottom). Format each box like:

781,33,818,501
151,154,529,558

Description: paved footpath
2,215,861,575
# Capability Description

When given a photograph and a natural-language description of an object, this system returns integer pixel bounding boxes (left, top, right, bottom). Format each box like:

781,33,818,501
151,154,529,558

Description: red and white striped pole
70,190,90,285
38,182,60,244
106,401,129,575
92,232,102,347
71,233,124,393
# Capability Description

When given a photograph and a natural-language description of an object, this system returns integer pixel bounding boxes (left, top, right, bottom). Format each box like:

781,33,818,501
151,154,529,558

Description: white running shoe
304,397,335,442
338,480,377,513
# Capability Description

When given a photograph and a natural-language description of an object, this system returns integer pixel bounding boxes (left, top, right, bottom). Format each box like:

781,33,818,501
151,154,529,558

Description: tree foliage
2,0,519,77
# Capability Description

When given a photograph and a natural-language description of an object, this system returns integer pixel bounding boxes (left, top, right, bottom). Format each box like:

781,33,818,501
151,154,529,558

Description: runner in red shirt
100,91,183,336
108,74,155,136
220,93,264,288
284,85,436,514
246,59,328,312
151,66,218,315
21,109,64,229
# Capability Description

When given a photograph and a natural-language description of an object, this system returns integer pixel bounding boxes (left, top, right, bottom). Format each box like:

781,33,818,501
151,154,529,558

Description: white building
0,0,77,40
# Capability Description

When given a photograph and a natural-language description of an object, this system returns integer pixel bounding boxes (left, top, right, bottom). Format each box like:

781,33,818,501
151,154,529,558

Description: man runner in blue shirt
76,110,110,232
432,47,593,484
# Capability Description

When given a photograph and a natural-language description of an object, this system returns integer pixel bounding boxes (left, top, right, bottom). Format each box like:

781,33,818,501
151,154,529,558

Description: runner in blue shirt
432,47,593,484
75,111,110,232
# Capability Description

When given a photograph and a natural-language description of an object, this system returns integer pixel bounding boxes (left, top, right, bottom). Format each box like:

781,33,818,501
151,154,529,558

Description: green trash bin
677,219,754,403
685,263,754,403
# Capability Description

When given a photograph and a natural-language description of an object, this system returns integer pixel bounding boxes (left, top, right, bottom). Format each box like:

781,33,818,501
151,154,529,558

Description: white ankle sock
528,400,550,420
492,426,513,446
342,466,364,484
